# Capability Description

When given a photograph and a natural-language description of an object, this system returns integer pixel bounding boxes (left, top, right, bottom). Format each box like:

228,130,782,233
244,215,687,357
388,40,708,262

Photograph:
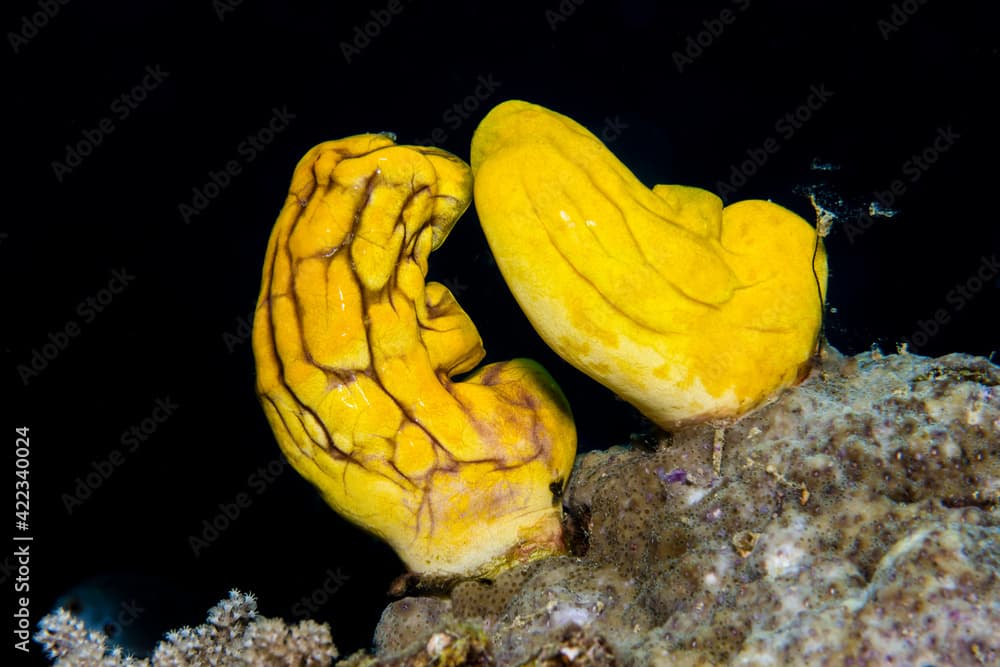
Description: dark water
7,0,998,662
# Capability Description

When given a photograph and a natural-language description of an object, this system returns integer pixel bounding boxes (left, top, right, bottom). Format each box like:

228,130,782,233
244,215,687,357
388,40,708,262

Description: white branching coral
35,589,338,667
33,607,147,667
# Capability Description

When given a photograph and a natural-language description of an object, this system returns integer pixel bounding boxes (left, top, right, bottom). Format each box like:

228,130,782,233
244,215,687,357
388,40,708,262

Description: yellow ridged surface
253,135,576,577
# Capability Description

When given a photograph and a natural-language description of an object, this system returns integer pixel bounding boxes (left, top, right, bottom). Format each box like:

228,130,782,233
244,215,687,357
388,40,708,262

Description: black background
6,0,998,662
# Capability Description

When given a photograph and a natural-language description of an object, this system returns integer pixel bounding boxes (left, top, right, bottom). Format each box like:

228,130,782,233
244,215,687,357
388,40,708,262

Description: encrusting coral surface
360,345,1000,666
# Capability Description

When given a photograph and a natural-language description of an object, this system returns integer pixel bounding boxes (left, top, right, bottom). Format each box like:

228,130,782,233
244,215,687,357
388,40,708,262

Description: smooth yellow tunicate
252,134,576,578
471,100,828,429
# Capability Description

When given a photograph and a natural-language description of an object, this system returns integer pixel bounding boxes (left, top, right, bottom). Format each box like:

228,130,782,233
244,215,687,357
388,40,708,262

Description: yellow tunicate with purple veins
471,100,828,429
252,134,576,578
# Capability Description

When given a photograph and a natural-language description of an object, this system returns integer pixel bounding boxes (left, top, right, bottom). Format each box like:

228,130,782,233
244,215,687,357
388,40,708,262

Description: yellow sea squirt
252,134,576,578
471,100,828,428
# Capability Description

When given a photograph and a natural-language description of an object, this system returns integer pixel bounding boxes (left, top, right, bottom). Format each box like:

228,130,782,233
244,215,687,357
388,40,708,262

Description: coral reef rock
363,346,1000,666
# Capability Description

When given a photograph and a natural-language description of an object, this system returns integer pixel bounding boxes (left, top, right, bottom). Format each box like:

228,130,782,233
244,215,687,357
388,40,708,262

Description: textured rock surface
354,346,1000,666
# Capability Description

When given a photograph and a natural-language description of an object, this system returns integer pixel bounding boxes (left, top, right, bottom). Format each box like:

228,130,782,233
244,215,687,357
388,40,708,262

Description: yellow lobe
471,100,828,429
252,134,576,578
